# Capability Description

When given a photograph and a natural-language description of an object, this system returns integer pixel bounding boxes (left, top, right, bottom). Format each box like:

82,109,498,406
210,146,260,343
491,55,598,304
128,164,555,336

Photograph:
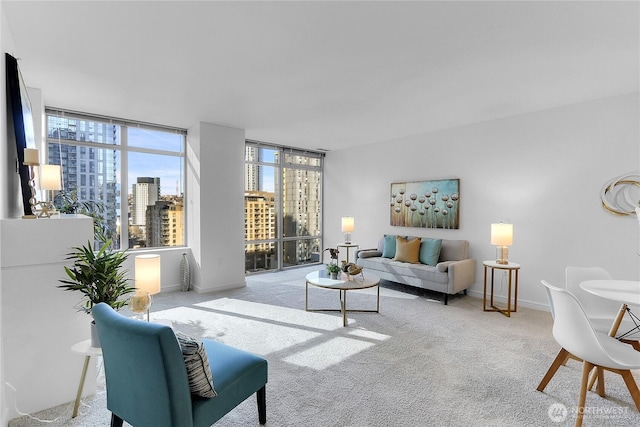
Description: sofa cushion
439,239,469,262
394,236,420,263
382,235,397,258
419,238,442,266
357,256,449,285
175,332,217,399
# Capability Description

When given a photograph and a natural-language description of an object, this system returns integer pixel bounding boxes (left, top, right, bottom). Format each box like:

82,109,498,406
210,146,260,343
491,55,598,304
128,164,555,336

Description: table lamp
134,254,161,321
38,164,62,218
341,216,354,244
22,148,40,218
491,223,513,265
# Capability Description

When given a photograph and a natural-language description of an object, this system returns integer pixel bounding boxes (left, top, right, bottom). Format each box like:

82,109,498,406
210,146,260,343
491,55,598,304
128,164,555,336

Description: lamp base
495,246,509,265
344,232,351,245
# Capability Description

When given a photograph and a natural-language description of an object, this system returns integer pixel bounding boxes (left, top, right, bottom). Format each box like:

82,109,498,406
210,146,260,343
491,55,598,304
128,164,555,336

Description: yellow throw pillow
394,236,420,263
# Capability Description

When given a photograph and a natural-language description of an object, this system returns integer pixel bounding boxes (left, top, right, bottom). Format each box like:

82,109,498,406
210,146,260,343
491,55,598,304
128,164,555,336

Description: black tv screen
5,53,36,217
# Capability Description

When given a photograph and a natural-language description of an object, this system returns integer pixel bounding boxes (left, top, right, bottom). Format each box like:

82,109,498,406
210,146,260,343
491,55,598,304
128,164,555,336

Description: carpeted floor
9,265,640,426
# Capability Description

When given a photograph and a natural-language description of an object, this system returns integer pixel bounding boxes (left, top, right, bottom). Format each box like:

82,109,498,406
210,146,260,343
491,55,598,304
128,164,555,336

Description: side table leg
483,266,488,311
73,355,91,418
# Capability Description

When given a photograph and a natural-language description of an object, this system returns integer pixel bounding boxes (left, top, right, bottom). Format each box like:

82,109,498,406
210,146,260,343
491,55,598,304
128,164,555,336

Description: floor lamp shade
135,254,161,295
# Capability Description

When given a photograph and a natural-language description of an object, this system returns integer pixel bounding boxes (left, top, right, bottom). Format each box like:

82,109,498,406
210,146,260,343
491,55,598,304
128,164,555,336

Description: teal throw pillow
382,235,397,258
419,238,442,266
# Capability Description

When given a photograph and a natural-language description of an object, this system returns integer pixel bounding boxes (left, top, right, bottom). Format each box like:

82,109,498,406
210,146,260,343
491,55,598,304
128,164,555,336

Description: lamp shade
23,148,40,166
135,254,161,295
39,165,62,190
491,223,513,246
341,216,355,233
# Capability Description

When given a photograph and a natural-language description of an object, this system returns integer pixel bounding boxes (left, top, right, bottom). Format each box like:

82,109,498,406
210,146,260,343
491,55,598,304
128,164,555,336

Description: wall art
600,172,640,216
390,179,460,229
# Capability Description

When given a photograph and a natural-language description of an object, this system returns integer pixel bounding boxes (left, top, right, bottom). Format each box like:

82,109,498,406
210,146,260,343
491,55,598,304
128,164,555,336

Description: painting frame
390,179,460,229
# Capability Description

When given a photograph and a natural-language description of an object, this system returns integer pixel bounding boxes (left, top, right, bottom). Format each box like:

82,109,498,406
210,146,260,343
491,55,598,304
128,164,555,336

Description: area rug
9,266,640,426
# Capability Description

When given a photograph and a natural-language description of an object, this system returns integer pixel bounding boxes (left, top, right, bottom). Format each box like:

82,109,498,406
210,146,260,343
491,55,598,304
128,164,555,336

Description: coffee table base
306,283,380,327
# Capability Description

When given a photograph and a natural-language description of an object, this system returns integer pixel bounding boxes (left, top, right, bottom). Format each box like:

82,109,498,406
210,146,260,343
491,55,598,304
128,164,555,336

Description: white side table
483,260,521,317
337,243,359,264
70,340,102,418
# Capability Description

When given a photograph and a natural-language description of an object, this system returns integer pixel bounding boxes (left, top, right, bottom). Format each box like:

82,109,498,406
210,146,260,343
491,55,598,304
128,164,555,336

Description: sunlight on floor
283,336,376,370
153,296,392,370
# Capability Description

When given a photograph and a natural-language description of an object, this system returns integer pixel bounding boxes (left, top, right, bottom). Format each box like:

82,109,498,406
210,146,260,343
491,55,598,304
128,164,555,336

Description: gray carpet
9,266,640,426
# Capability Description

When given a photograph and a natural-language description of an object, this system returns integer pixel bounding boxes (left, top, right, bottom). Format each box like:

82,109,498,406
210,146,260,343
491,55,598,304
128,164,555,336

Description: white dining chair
539,280,640,427
566,266,640,347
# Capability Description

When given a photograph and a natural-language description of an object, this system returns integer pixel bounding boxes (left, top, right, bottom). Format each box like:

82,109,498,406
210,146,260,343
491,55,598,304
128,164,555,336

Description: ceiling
3,1,638,152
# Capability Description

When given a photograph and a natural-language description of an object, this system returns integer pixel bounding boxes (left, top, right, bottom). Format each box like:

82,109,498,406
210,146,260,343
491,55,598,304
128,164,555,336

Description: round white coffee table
305,270,380,327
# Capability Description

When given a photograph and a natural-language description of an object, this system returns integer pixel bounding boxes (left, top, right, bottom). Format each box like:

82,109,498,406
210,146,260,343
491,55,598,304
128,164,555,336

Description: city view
45,114,324,267
46,113,184,250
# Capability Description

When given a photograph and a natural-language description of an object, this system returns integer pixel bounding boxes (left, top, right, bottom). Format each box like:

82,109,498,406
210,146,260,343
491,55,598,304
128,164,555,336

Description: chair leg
621,339,640,352
619,370,640,411
595,367,605,397
577,362,593,427
110,413,124,427
257,385,267,425
537,348,570,392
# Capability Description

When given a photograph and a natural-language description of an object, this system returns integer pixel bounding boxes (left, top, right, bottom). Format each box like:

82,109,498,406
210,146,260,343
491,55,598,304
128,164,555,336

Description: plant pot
330,272,338,280
90,320,101,348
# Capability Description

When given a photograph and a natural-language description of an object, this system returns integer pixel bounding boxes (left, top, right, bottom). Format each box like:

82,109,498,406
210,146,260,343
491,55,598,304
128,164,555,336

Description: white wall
187,122,246,293
1,215,94,421
324,94,640,310
0,5,15,423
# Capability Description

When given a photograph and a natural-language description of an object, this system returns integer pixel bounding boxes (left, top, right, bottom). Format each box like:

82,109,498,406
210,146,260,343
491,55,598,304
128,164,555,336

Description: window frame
244,140,324,273
46,107,187,250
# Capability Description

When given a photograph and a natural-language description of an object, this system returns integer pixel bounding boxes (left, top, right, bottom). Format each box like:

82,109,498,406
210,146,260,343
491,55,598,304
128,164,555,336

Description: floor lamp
133,254,161,321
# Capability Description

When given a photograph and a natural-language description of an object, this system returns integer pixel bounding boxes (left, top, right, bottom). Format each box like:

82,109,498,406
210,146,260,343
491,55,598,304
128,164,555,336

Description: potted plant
326,263,342,280
58,235,134,347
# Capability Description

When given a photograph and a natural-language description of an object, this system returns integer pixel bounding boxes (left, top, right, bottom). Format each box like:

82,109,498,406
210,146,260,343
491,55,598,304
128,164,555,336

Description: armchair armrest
356,249,382,259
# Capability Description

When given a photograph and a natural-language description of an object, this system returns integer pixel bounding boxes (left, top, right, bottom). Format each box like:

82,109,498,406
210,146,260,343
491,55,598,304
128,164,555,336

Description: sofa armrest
356,249,382,259
446,258,476,294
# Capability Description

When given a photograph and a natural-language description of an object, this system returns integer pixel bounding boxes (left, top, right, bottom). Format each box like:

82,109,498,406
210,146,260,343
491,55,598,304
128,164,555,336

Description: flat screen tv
5,53,36,217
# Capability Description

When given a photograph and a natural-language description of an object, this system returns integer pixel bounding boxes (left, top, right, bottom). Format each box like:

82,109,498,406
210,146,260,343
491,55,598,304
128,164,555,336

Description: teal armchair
92,303,267,426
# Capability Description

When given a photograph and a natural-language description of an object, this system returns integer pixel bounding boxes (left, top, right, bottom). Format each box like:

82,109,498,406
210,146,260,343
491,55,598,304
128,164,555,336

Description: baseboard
466,289,550,312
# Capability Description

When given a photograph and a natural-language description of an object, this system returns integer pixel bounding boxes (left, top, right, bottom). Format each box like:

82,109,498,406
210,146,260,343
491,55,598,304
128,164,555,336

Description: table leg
73,355,91,418
490,268,495,308
305,281,309,311
587,303,628,391
506,270,512,317
342,290,347,327
513,269,519,312
483,266,488,311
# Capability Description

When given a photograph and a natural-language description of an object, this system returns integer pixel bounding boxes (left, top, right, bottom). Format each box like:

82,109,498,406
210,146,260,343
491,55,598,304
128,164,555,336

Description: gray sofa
356,236,476,304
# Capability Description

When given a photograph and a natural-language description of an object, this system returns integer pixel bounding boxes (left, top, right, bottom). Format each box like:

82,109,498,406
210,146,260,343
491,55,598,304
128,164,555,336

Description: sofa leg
110,414,123,427
463,289,467,295
443,294,448,305
257,385,266,425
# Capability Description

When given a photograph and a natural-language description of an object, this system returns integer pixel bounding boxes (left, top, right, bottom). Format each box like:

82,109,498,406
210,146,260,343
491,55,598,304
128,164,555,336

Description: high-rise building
47,117,119,241
244,146,261,191
132,177,160,226
145,200,184,247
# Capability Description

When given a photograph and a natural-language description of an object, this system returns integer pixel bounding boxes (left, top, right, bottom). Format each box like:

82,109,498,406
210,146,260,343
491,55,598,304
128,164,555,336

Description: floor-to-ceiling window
46,108,186,250
244,140,323,273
